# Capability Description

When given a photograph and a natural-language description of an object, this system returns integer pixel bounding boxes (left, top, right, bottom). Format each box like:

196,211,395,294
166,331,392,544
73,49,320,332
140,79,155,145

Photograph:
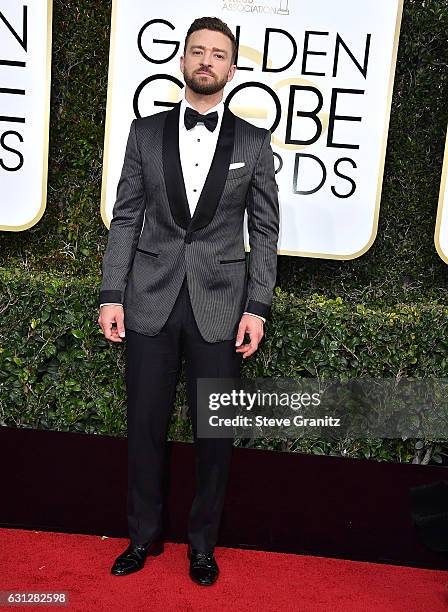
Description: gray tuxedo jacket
99,101,280,342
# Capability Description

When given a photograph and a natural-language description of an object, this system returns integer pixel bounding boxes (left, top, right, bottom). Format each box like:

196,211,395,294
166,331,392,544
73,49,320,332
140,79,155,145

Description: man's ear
227,64,236,82
180,55,184,73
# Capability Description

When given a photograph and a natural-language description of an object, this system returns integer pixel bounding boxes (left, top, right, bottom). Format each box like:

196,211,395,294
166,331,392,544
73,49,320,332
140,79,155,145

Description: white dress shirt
179,97,224,217
101,95,265,324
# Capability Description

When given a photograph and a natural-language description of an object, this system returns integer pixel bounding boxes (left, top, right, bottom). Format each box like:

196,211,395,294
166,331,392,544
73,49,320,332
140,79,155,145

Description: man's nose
201,52,213,66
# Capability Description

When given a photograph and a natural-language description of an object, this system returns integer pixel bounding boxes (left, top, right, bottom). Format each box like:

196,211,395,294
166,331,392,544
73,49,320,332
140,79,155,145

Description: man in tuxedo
98,16,279,586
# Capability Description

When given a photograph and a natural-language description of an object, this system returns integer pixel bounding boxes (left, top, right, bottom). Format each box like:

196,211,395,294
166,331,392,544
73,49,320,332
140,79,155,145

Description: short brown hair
184,17,237,65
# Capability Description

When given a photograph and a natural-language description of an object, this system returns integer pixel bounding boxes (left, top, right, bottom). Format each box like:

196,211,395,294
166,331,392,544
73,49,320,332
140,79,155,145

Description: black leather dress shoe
111,539,164,576
187,544,219,586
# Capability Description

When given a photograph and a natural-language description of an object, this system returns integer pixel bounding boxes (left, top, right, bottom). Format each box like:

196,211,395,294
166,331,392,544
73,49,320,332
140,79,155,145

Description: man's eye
216,54,224,59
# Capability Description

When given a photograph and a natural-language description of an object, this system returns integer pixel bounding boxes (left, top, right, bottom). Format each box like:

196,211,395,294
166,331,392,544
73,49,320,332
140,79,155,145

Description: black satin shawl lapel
188,106,236,235
162,101,191,229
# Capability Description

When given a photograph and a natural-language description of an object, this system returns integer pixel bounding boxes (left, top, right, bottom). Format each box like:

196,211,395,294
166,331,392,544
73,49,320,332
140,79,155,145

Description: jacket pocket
227,165,250,181
219,257,246,264
136,247,159,258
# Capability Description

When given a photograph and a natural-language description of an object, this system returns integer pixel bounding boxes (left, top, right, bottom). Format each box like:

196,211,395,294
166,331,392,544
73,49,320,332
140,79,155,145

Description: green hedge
1,269,446,464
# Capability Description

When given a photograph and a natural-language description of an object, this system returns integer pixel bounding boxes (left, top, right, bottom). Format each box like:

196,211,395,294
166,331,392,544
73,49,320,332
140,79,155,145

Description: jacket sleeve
244,129,280,320
99,119,145,306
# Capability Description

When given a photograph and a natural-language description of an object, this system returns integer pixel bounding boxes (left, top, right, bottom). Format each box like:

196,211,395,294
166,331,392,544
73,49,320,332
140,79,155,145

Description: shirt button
197,138,200,142
193,189,197,192
195,163,199,166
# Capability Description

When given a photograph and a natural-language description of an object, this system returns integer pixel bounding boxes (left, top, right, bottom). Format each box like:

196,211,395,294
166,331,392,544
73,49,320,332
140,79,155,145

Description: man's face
180,29,236,96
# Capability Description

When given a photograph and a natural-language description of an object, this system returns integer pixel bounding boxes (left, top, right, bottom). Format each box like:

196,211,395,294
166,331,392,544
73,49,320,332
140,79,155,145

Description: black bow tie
184,106,219,132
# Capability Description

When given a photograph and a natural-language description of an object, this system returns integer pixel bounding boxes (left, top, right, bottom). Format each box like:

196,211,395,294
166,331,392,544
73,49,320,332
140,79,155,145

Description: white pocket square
229,162,245,170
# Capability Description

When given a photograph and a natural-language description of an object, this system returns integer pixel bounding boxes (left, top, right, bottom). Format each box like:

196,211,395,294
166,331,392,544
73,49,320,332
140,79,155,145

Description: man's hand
235,314,264,359
98,305,126,343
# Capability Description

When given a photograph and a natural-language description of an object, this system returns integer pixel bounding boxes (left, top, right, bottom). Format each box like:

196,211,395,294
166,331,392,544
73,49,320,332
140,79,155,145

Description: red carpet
0,528,446,611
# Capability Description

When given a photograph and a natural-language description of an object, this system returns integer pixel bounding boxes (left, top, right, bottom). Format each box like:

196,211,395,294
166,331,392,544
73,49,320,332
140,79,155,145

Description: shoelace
191,551,216,568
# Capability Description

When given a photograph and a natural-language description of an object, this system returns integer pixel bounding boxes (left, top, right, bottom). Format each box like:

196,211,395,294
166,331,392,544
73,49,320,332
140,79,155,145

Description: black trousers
125,275,242,552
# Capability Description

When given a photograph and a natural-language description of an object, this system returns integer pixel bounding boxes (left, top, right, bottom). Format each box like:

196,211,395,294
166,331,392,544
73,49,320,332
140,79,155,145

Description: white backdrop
102,0,403,259
434,127,448,265
0,1,52,231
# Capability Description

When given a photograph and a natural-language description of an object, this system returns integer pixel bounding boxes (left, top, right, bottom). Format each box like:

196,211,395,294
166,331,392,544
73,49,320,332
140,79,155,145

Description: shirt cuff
243,311,266,323
99,306,264,326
